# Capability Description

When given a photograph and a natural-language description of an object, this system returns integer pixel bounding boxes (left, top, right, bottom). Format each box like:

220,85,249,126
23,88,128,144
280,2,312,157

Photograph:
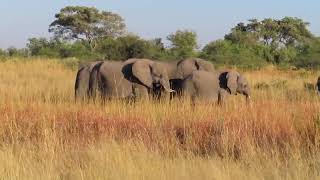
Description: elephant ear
195,58,215,72
132,60,153,88
226,71,239,95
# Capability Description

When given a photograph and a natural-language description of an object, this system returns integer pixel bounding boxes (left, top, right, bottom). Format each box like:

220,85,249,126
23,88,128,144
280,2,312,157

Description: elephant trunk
160,78,175,93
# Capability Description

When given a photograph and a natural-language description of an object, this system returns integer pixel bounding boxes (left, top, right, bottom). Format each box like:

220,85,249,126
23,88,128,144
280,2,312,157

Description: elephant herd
75,58,320,105
75,58,251,105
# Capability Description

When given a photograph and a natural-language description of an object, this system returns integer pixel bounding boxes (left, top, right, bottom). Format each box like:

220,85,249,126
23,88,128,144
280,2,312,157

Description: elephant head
130,59,174,93
220,71,251,102
175,58,215,79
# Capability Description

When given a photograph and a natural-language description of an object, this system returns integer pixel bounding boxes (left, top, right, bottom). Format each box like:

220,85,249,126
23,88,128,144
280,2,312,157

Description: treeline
1,6,320,69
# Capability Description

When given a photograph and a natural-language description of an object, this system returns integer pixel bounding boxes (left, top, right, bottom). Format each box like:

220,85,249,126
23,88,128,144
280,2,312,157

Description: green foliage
145,38,168,60
0,48,7,60
96,36,171,60
293,38,320,69
49,6,125,48
167,30,198,59
61,57,81,70
116,35,151,59
95,37,121,59
26,37,100,60
27,38,51,56
202,17,317,69
274,46,298,64
225,17,312,49
25,35,173,61
59,41,100,59
6,47,28,57
201,40,267,69
96,35,150,60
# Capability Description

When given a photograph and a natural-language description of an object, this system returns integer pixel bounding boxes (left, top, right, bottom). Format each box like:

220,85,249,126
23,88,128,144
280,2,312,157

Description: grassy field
0,58,319,179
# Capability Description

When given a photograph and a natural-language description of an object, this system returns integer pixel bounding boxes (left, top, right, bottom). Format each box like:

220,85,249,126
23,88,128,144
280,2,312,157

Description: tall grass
0,58,319,179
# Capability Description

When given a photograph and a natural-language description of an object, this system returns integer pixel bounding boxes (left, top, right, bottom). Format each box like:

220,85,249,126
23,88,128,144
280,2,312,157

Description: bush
201,40,267,69
0,49,7,60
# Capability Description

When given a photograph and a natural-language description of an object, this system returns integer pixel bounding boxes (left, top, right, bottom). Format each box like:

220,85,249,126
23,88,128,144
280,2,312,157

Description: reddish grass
0,99,319,159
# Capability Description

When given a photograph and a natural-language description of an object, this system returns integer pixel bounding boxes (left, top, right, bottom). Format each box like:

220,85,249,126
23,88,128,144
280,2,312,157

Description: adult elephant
88,58,174,100
74,61,103,101
154,58,215,97
174,57,215,79
181,70,251,105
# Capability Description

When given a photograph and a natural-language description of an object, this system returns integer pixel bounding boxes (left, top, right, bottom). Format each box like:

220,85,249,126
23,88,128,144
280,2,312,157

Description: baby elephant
181,70,251,105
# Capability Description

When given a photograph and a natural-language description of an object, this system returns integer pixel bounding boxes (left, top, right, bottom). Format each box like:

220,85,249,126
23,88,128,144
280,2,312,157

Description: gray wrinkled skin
74,61,103,101
181,70,251,105
88,59,175,101
154,58,215,98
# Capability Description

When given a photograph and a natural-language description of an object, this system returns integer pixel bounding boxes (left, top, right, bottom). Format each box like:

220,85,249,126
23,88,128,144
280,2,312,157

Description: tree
96,35,152,60
223,17,313,65
49,6,126,49
0,48,7,56
167,30,198,59
294,38,320,69
145,38,169,60
225,17,312,49
201,40,267,69
116,35,151,59
27,38,51,56
6,47,28,57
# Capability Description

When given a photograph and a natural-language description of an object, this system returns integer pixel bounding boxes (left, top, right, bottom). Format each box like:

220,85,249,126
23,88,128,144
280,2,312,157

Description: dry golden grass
0,58,319,179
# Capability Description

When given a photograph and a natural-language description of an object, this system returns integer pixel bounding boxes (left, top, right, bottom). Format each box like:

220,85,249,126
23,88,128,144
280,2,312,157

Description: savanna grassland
0,58,319,180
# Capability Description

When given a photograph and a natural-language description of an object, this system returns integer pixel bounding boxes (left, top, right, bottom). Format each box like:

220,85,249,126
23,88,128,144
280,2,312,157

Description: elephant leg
133,83,149,100
218,89,229,105
191,95,199,107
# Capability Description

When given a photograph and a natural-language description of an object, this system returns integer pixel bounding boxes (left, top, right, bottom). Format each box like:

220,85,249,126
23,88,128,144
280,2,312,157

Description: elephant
88,58,174,101
181,70,251,105
74,61,103,101
317,76,320,94
174,57,215,79
152,58,215,98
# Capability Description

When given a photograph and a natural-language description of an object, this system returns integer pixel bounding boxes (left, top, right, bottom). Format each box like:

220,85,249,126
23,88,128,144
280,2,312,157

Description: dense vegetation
1,6,320,69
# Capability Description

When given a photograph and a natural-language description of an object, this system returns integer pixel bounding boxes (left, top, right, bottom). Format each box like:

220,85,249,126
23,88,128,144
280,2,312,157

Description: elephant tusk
163,85,175,93
245,95,251,105
167,89,175,93
159,78,175,93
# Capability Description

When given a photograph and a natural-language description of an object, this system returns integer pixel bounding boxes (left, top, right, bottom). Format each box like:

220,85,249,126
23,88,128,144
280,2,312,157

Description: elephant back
176,58,215,79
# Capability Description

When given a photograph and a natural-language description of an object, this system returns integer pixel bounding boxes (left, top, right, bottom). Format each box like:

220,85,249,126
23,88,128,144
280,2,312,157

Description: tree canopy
201,17,318,68
49,6,126,48
167,30,198,59
225,17,313,49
